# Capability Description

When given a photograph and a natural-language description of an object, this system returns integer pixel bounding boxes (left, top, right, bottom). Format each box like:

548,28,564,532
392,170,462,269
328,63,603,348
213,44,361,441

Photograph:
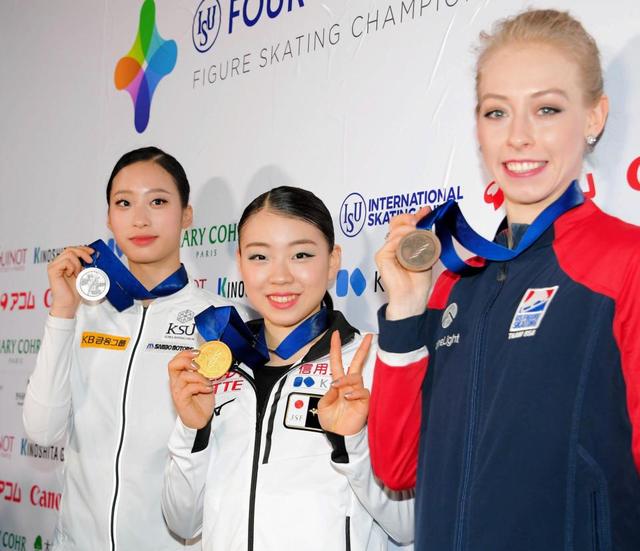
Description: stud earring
586,135,597,146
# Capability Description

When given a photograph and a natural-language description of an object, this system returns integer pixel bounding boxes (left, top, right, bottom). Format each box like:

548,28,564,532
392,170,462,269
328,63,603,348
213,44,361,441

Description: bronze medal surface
396,230,442,272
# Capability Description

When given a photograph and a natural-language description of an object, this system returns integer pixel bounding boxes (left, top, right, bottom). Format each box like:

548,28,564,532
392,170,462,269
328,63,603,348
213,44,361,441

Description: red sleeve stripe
369,354,428,491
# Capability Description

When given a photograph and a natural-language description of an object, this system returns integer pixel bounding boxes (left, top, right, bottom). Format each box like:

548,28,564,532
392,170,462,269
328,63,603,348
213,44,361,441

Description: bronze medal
194,341,233,379
396,230,442,272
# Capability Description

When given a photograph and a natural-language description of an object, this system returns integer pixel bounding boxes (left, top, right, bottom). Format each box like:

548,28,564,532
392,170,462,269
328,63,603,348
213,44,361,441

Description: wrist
50,304,78,319
386,297,426,320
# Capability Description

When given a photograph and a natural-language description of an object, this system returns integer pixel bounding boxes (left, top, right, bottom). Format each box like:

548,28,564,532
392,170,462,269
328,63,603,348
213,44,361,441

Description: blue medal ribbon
194,306,329,368
260,307,329,360
85,239,189,311
195,306,270,369
417,180,584,273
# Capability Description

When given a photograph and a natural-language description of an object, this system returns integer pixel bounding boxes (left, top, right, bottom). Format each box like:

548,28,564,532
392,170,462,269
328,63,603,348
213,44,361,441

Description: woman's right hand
168,349,216,430
47,246,95,319
375,207,434,320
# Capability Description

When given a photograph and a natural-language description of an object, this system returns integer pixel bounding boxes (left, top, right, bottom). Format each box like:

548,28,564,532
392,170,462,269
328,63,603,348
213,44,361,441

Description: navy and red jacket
369,198,640,550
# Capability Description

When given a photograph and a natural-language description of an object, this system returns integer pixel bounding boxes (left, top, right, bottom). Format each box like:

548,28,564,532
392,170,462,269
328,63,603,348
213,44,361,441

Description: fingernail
190,360,200,370
189,349,200,356
344,392,353,399
331,378,342,386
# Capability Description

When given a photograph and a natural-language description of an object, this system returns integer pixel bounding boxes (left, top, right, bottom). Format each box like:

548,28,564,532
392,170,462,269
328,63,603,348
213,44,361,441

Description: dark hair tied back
106,146,190,207
238,186,336,310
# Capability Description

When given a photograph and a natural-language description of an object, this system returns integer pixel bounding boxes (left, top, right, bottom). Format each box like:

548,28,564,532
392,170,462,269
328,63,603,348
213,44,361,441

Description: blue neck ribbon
194,306,329,368
85,239,189,311
417,180,584,274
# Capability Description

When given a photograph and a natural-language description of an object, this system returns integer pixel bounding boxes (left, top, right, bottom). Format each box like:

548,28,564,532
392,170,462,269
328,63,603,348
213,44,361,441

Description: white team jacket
162,311,415,551
23,281,239,551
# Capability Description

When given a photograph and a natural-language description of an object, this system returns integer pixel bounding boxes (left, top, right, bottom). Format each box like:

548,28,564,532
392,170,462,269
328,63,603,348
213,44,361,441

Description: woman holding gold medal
23,147,241,550
162,186,414,550
368,9,640,550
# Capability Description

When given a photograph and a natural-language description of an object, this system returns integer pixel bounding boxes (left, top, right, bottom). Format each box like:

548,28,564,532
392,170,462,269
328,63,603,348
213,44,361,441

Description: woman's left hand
318,331,373,436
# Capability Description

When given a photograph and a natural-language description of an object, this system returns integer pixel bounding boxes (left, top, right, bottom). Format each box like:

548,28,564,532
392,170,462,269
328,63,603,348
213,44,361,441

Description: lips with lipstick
130,235,158,246
268,293,300,309
503,160,547,177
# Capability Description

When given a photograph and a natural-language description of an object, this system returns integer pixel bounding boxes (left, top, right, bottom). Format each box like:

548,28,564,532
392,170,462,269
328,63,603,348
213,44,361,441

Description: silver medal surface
76,267,110,302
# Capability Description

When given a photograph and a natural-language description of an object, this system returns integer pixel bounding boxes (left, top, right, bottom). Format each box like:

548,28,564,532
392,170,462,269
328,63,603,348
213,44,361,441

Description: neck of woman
128,257,182,292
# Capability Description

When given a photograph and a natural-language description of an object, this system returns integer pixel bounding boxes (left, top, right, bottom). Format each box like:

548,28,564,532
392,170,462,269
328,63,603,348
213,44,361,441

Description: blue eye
484,109,505,119
538,106,561,115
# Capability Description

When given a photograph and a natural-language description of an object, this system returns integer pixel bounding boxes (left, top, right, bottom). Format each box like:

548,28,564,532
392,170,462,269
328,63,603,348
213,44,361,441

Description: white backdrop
1,0,639,546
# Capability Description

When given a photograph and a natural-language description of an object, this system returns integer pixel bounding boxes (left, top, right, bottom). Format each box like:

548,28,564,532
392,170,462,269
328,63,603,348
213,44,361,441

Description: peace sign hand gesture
318,331,373,436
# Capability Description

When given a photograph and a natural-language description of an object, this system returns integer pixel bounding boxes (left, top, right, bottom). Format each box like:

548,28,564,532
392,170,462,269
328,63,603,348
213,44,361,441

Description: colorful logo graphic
114,0,177,133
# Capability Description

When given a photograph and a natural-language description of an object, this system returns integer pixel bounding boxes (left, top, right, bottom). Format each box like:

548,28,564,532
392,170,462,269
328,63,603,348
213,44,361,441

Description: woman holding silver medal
367,9,640,550
162,186,414,550
22,147,240,550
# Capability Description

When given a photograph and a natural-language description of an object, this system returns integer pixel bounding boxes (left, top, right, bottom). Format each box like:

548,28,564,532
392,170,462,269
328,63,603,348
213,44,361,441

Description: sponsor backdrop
1,0,639,545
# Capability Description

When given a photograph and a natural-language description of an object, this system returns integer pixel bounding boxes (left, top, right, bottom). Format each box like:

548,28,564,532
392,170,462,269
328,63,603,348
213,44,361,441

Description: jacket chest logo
163,309,197,341
509,286,559,339
80,332,130,351
283,393,323,432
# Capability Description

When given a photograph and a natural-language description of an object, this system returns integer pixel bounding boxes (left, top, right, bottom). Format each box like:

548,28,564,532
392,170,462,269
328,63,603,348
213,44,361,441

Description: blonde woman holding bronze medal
163,186,414,550
368,9,640,551
23,147,240,550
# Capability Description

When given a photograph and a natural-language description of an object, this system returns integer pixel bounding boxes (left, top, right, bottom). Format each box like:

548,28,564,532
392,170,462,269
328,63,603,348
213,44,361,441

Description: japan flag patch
508,286,559,339
283,393,323,433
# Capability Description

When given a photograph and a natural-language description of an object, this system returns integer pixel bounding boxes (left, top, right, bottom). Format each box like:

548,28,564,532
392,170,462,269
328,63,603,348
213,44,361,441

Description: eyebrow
244,239,319,248
479,88,570,103
112,188,173,196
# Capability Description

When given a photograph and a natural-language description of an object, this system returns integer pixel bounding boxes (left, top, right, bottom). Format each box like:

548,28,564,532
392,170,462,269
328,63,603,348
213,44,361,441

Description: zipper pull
497,263,507,282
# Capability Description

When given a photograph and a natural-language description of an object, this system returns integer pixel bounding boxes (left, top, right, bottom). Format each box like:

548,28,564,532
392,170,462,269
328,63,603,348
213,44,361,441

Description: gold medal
194,341,233,379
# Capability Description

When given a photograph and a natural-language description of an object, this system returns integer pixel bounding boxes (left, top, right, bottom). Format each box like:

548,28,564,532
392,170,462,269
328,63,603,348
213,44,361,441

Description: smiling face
107,160,192,281
237,208,340,343
476,41,608,223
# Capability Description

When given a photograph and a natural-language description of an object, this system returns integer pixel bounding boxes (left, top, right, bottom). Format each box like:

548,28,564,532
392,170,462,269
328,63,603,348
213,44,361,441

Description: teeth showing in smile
505,161,546,173
270,295,296,303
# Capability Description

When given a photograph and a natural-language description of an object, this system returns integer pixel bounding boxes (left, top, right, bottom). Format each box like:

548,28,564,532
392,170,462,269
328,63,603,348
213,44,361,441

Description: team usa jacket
162,311,415,551
23,281,237,551
368,199,640,550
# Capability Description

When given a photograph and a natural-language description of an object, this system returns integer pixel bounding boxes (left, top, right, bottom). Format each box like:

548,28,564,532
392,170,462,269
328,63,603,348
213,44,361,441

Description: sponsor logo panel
80,332,130,351
339,187,464,238
0,249,28,272
20,439,64,463
0,435,16,460
0,530,27,550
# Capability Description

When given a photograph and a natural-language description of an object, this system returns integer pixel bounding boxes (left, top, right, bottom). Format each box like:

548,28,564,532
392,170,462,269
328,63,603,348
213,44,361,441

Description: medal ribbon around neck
194,306,330,368
417,180,584,274
84,239,189,311
258,307,329,360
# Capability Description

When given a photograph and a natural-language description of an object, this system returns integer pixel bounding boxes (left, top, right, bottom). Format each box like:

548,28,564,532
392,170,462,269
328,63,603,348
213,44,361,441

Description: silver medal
76,267,110,302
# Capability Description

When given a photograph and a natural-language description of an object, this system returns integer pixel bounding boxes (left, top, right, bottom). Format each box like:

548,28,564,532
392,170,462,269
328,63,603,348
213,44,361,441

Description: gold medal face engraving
396,230,442,272
76,267,110,302
194,341,233,379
